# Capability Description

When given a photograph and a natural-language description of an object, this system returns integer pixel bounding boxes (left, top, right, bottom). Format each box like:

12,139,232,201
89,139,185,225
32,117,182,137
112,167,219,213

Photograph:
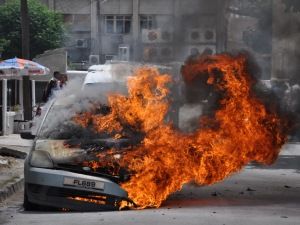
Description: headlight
30,150,54,168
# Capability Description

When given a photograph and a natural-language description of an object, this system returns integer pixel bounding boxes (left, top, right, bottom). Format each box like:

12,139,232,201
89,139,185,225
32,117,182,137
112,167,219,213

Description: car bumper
25,167,129,211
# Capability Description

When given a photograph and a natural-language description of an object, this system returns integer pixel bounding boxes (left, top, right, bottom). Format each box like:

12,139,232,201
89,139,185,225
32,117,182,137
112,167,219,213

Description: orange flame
75,54,287,209
68,196,106,205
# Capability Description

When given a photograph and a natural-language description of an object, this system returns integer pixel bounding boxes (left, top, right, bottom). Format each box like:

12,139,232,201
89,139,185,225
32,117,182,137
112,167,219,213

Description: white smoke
31,63,144,138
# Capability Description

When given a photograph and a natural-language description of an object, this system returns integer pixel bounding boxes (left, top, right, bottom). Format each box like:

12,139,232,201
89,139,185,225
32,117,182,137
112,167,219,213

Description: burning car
21,98,135,211
21,67,137,211
21,55,287,210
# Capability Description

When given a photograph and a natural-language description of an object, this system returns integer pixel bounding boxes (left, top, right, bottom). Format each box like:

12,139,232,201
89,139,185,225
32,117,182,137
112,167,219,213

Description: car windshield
38,102,107,140
36,100,130,179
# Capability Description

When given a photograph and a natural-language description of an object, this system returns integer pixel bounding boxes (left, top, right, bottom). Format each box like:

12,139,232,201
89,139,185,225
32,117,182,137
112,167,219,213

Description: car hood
34,139,131,182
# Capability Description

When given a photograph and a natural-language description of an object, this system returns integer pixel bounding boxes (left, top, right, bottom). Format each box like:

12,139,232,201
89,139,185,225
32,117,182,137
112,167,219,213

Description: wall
54,0,90,14
226,1,272,79
272,0,300,80
139,0,173,15
100,0,133,14
36,0,225,64
33,48,67,80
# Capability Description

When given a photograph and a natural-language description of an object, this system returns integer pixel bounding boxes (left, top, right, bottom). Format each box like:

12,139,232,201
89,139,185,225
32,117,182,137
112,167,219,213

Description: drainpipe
31,80,36,108
132,0,140,61
19,79,24,120
91,0,100,56
2,79,7,135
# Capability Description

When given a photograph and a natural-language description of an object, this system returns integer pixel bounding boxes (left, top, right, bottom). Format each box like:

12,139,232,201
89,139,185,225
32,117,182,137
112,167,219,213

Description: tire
23,187,39,211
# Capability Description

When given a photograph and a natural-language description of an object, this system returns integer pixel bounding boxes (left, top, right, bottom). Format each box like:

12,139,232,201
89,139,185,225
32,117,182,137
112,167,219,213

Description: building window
104,15,131,34
140,15,155,30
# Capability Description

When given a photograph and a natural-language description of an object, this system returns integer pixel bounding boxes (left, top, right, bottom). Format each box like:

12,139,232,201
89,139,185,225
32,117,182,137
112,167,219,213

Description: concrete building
226,0,273,79
39,0,227,65
0,0,228,135
272,0,300,81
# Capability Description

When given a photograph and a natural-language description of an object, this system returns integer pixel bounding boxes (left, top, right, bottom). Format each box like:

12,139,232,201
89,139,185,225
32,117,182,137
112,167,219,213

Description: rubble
246,187,256,192
211,192,218,197
0,156,9,166
0,155,16,168
0,134,31,203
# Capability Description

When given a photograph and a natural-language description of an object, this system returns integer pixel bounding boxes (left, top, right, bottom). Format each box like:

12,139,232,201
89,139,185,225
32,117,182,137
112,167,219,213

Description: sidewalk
0,134,32,155
0,134,33,203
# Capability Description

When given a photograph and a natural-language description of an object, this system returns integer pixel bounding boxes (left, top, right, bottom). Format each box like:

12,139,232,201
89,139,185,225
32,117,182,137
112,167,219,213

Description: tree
0,0,65,59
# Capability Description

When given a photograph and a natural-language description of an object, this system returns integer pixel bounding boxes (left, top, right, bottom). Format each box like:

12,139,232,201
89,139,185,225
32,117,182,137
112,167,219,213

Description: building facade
39,0,227,65
226,0,273,79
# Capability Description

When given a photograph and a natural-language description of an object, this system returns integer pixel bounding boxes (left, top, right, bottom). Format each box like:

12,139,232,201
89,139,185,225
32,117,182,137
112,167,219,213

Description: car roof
88,64,113,72
85,63,136,85
84,70,114,84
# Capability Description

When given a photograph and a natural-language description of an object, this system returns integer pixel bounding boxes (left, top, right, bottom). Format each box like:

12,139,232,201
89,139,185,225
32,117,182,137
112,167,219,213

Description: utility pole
20,0,32,120
21,0,30,59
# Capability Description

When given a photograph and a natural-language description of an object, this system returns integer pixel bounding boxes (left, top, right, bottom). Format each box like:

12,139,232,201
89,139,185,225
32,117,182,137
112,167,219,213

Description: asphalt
0,143,299,225
0,134,32,203
0,135,299,225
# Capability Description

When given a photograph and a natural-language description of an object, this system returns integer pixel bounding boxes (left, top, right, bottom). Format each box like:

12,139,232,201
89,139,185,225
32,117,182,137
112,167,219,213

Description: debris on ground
0,155,24,191
0,155,17,169
0,157,9,166
211,192,218,196
246,187,256,192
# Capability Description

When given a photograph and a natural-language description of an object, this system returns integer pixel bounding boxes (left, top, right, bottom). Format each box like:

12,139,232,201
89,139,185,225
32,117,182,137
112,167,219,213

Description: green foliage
0,38,10,55
0,0,65,59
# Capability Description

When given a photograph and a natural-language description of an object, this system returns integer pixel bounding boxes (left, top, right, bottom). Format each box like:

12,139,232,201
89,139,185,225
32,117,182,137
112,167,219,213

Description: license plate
63,177,104,190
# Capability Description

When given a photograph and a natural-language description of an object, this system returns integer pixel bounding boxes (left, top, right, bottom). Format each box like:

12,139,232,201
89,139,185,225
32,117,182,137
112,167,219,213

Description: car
22,99,133,211
21,87,134,211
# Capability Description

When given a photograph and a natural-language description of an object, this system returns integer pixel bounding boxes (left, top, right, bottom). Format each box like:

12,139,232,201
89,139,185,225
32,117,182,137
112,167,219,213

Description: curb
0,147,27,159
0,146,27,203
0,177,24,203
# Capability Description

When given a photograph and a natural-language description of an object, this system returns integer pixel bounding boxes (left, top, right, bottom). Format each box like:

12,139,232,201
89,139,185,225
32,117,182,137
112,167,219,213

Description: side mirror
20,131,36,140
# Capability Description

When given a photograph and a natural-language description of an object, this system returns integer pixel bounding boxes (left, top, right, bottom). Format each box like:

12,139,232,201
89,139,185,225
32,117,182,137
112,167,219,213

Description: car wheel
23,187,39,211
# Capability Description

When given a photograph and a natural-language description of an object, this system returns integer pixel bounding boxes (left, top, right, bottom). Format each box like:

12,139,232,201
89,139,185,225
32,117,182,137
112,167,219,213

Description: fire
73,112,93,128
74,54,287,209
68,196,106,205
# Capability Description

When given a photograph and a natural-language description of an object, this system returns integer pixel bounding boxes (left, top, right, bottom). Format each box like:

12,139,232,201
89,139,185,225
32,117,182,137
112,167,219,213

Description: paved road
0,144,299,225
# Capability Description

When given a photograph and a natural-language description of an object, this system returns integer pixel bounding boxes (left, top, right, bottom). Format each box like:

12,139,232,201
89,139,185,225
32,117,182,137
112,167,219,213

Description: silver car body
24,101,129,211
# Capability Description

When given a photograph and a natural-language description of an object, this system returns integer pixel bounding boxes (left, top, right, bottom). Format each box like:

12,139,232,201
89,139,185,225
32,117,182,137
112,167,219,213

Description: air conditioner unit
76,39,88,48
159,47,173,59
143,47,159,61
184,45,216,59
160,31,173,42
142,29,173,43
143,46,173,61
187,28,216,43
118,44,130,61
89,55,100,65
